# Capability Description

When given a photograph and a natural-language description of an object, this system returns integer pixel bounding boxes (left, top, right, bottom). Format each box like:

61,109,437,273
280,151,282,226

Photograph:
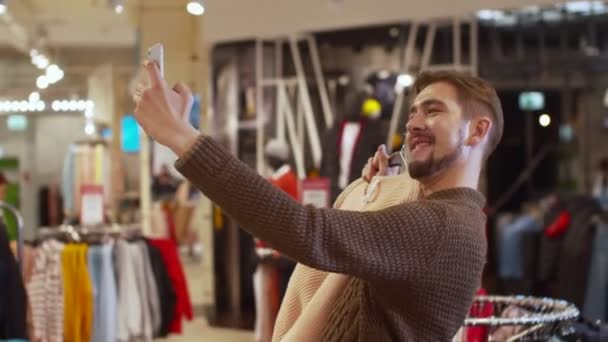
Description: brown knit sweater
176,136,488,341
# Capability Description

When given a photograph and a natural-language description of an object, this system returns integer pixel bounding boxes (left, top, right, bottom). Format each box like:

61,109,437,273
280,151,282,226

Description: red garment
545,211,571,238
465,288,494,342
148,239,193,333
256,166,299,251
162,203,177,242
269,167,299,200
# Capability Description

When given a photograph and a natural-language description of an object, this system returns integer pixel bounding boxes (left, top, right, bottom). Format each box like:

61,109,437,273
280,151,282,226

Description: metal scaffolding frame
254,35,333,176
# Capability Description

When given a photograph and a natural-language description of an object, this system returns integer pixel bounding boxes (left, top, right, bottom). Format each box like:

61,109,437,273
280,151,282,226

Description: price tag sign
299,178,330,208
80,185,104,226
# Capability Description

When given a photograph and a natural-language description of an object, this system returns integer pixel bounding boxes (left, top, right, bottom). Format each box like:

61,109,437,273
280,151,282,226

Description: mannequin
253,139,298,342
320,91,388,202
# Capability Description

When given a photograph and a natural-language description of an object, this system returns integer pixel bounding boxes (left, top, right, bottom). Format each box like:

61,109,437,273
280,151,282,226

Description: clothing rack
37,223,142,242
464,295,580,341
0,200,25,269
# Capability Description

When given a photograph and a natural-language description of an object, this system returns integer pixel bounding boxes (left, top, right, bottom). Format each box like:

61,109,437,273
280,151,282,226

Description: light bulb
68,101,78,111
187,1,205,15
115,4,124,14
51,100,60,111
539,114,551,127
338,75,350,86
46,65,63,83
9,101,19,112
377,70,390,80
18,101,29,112
29,91,40,103
36,101,45,111
85,122,96,135
397,74,414,88
0,3,6,15
36,75,49,89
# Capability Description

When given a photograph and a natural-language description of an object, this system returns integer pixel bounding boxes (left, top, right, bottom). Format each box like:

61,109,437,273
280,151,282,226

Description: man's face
405,82,468,180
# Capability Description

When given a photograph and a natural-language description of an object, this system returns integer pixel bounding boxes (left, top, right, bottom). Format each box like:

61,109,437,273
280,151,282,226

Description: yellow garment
62,244,94,342
95,144,104,184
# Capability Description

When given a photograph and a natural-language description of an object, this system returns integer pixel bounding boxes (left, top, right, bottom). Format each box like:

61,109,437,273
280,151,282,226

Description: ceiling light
397,74,414,88
32,55,49,69
46,64,64,83
338,75,350,86
51,100,60,111
29,92,40,103
36,101,45,111
36,75,49,89
115,4,124,14
0,2,6,15
30,49,39,57
85,122,96,135
377,70,390,80
539,114,551,127
9,101,19,112
68,101,79,111
17,101,29,112
187,0,205,16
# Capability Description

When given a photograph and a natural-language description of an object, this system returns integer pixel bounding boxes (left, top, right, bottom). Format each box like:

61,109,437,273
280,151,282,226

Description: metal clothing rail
463,295,580,341
0,200,25,269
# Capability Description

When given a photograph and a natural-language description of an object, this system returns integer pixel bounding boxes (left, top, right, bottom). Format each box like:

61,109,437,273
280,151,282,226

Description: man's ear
466,117,492,146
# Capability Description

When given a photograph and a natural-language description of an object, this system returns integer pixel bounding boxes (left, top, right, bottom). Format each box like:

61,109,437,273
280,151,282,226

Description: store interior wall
0,114,85,237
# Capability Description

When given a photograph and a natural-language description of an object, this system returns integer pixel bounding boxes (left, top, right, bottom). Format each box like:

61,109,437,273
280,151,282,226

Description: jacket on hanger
0,222,28,340
320,118,388,202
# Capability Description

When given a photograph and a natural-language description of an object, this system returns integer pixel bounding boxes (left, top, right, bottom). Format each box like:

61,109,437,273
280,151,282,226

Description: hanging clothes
148,239,193,334
583,222,608,322
320,118,388,202
62,244,93,342
23,230,186,342
115,239,144,341
61,142,113,221
88,244,117,342
144,239,177,338
28,240,65,342
0,222,28,340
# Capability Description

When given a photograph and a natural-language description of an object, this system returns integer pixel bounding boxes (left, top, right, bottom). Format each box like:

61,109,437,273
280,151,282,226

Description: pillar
132,0,215,317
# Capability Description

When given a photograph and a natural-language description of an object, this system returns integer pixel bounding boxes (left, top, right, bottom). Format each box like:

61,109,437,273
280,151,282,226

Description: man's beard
407,133,464,180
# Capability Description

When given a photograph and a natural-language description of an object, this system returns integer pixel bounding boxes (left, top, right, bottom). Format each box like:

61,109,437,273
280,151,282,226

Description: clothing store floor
159,318,254,341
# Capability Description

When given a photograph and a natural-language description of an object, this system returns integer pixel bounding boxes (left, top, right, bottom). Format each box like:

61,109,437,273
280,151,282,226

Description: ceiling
0,0,567,49
0,0,583,99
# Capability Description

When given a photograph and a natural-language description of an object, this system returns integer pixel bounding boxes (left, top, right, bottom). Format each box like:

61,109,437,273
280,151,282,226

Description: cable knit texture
176,136,488,341
275,174,422,341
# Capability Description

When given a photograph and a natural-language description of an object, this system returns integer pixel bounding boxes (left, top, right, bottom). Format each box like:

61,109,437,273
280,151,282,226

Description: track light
187,0,205,16
36,75,49,89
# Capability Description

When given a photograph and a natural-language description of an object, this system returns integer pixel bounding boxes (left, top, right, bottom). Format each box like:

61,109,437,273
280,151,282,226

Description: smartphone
147,43,164,78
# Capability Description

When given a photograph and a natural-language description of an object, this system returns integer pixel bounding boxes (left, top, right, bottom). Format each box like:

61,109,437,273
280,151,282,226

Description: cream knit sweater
273,173,422,341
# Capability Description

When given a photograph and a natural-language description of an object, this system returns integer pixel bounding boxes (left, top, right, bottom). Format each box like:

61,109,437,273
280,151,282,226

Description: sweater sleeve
175,136,447,282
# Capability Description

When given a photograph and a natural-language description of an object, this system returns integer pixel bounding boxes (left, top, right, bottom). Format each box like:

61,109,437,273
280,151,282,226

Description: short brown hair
412,70,504,159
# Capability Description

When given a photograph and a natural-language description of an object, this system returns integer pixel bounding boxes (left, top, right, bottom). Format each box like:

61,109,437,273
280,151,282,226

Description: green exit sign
6,114,28,131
